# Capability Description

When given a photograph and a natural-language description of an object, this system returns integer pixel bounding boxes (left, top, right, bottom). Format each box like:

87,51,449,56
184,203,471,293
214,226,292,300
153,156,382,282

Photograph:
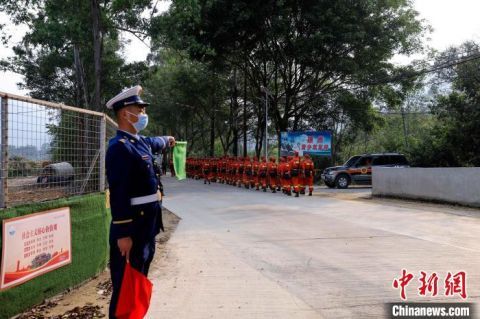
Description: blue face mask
127,111,149,132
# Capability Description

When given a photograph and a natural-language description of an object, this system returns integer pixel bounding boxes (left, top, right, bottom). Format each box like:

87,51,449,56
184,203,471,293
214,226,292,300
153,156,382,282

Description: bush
8,156,40,178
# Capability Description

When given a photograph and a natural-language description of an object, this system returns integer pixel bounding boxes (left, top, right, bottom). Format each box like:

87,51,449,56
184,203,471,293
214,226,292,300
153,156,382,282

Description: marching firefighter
226,157,233,185
237,157,245,187
211,157,218,182
252,157,259,189
258,156,268,192
302,154,315,196
219,156,227,184
193,158,201,180
267,157,278,193
243,157,253,189
290,151,302,197
202,158,211,184
279,156,292,196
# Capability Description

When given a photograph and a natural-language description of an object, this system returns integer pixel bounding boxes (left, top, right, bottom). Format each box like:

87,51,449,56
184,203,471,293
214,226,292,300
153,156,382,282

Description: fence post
0,96,8,208
99,115,106,192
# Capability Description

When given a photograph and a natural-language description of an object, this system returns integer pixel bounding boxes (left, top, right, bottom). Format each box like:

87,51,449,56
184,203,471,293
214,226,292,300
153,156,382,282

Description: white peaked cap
106,85,150,111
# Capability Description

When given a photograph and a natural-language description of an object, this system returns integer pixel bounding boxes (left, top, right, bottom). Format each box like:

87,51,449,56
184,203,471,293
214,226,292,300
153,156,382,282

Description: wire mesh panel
105,116,119,189
0,92,117,208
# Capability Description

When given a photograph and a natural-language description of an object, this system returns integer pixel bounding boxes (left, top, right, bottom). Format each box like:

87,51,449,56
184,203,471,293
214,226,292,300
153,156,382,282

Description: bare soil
15,209,180,319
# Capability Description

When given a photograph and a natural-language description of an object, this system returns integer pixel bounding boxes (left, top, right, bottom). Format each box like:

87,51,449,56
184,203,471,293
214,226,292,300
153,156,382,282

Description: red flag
115,263,153,319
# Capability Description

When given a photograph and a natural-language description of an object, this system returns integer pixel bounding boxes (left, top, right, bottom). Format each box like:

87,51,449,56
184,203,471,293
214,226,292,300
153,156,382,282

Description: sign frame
280,130,332,156
0,206,72,290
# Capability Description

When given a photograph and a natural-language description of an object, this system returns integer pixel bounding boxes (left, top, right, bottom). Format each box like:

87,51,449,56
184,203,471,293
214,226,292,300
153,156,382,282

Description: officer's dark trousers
109,202,162,319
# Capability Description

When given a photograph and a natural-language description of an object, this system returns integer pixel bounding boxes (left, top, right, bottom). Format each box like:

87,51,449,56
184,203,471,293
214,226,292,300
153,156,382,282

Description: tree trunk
73,45,89,108
232,67,239,156
210,112,215,157
210,78,216,157
91,0,102,111
243,52,248,157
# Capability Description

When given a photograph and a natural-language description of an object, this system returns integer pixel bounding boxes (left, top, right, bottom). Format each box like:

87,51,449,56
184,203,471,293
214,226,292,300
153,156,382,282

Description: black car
321,153,409,189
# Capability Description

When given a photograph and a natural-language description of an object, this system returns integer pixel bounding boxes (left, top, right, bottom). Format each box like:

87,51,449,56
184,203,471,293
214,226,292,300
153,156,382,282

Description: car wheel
335,174,350,189
325,181,335,188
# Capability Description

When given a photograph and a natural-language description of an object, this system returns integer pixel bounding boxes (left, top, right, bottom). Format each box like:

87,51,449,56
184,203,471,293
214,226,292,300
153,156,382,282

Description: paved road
147,177,480,319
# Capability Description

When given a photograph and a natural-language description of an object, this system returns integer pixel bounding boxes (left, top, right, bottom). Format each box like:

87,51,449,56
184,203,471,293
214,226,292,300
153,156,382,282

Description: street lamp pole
265,88,268,159
261,86,269,159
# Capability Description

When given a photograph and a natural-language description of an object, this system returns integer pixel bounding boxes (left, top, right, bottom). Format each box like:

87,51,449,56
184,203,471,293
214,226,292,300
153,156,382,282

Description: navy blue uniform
106,130,170,318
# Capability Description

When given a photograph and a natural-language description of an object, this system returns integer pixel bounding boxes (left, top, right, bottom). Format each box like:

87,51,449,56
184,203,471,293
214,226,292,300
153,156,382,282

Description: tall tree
153,0,427,156
1,0,153,109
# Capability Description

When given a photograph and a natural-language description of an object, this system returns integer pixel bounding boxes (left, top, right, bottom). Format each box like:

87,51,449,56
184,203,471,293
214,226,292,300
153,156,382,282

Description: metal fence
0,92,118,208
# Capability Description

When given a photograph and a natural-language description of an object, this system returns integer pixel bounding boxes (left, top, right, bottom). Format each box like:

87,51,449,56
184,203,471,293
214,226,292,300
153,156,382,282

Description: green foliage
8,156,40,178
340,112,435,165
1,0,151,109
406,42,480,167
0,193,109,319
151,0,427,158
144,49,232,156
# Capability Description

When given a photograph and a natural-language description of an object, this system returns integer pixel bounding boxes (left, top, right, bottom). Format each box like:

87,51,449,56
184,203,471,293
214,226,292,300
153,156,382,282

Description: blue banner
280,131,332,156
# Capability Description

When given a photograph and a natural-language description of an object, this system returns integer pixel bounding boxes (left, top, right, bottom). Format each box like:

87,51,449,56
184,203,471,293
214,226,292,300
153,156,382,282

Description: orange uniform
229,157,236,185
231,159,239,186
302,155,315,196
193,159,201,179
258,157,268,191
237,158,244,187
202,159,212,184
289,153,302,197
266,157,278,193
216,158,223,183
252,157,259,189
279,157,292,195
243,157,253,189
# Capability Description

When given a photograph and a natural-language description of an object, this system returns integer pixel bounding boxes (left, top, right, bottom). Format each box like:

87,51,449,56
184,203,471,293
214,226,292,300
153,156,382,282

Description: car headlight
327,171,336,175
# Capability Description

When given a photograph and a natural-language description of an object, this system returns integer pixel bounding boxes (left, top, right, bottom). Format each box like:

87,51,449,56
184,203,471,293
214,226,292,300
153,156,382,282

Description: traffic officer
105,85,175,319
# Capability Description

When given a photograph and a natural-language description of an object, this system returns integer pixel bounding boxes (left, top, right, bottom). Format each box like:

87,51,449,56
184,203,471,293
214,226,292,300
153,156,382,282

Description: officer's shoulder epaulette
109,137,133,154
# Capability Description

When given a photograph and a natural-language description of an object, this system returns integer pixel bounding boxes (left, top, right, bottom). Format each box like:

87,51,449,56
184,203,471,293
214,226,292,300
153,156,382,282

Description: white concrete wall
372,167,480,207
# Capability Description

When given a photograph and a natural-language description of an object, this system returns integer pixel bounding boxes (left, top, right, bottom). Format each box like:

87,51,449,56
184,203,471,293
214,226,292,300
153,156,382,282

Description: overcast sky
1,0,480,96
